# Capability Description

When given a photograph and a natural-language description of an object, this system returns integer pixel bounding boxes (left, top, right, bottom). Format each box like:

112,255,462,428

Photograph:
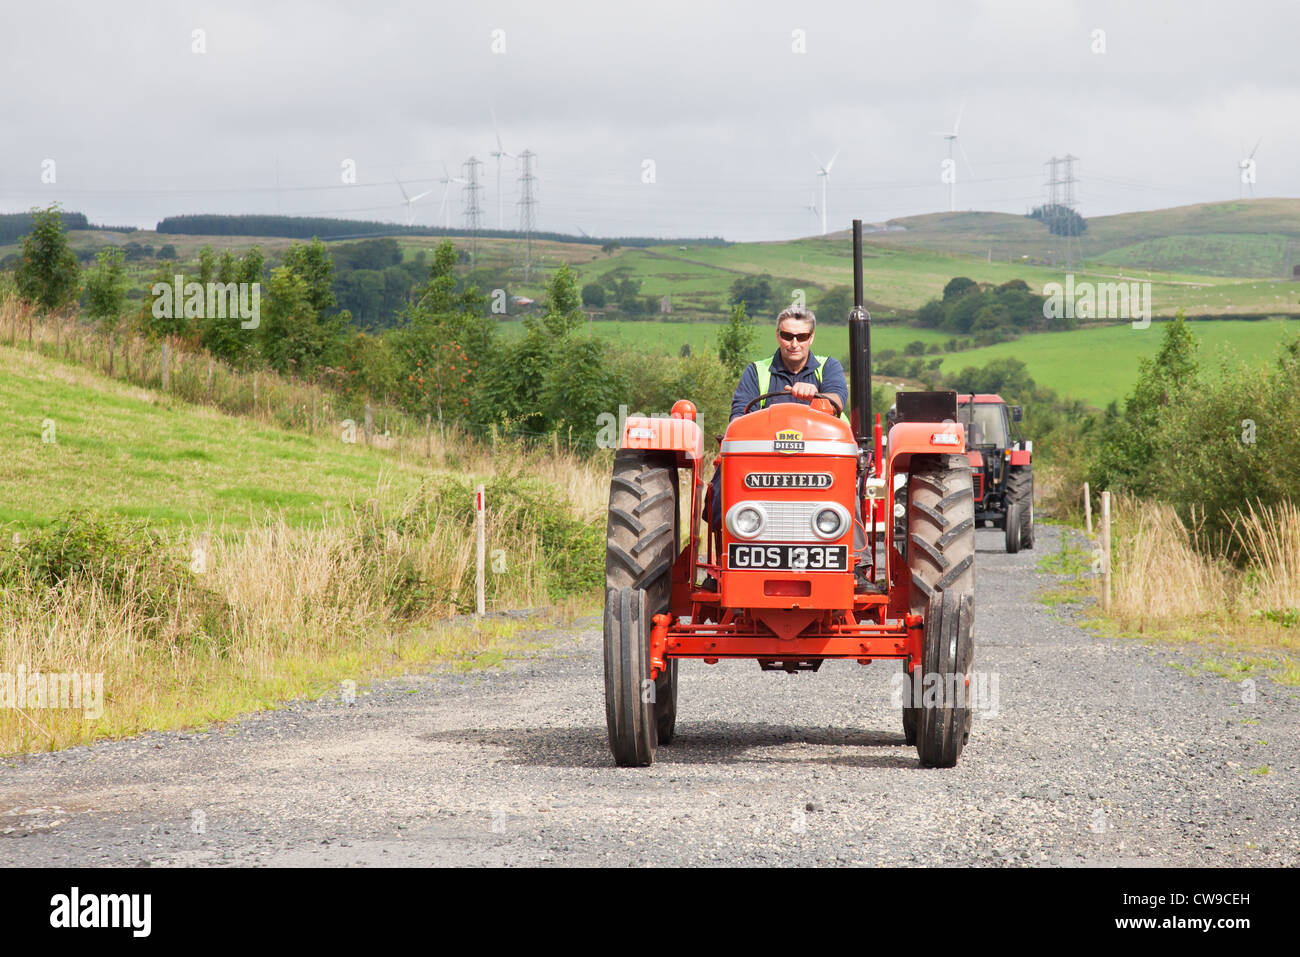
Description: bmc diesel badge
773,429,804,454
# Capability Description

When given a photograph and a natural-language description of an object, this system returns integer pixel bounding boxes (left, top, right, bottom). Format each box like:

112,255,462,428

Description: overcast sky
2,0,1296,241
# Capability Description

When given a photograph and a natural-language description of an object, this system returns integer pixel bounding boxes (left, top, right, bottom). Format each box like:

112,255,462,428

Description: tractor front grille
745,500,825,542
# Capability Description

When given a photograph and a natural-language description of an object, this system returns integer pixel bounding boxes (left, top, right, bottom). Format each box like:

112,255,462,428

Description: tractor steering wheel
743,390,841,416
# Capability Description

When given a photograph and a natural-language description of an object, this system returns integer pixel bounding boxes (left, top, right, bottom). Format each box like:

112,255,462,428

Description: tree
1027,204,1087,237
581,282,606,308
282,237,337,317
199,248,265,367
198,245,218,286
541,335,626,450
717,301,755,379
157,245,177,260
942,277,977,301
1090,311,1199,495
84,246,128,373
84,246,128,331
601,241,621,256
729,274,772,315
542,263,583,338
258,266,345,377
904,339,927,356
15,205,79,313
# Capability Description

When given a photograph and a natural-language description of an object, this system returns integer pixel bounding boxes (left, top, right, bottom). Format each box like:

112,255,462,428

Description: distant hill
865,199,1300,278
155,214,728,248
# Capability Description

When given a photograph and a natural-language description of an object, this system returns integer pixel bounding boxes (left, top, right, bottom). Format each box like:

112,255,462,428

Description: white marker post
1083,481,1093,534
1100,490,1111,611
475,484,486,617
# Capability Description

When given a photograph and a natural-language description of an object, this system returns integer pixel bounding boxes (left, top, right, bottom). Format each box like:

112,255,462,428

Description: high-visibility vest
752,355,850,423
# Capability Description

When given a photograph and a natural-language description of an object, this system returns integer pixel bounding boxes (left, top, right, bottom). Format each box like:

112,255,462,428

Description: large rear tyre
905,454,976,768
1006,466,1034,550
604,587,656,767
605,451,679,766
1005,502,1022,554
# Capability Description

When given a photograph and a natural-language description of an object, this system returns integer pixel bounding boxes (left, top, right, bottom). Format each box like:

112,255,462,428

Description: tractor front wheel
916,592,975,767
604,586,656,766
1005,501,1022,554
604,451,679,766
905,454,976,768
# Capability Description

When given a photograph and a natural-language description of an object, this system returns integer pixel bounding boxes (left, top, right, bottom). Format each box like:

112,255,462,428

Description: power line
461,156,484,260
516,150,538,279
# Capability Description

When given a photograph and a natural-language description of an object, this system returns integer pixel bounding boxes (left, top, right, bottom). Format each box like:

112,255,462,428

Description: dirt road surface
3,527,1296,866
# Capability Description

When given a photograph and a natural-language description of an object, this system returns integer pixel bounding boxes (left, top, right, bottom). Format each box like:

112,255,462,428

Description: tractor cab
957,394,1035,552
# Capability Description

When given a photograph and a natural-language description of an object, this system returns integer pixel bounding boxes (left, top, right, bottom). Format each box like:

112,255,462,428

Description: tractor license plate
727,544,848,572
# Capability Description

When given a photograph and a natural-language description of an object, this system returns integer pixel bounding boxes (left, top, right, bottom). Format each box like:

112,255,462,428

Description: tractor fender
622,415,703,465
885,420,966,475
1009,449,1031,466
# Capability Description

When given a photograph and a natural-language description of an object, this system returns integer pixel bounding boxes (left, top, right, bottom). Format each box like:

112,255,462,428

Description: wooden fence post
253,373,259,414
475,484,486,617
1100,490,1112,612
364,403,373,446
311,391,318,433
160,342,171,391
1083,481,1093,535
425,413,431,459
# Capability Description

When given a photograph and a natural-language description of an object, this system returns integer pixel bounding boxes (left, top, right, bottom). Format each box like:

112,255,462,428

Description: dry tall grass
1105,494,1300,656
0,480,597,755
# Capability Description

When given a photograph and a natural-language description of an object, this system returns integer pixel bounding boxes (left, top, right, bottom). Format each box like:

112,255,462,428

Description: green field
936,318,1300,407
0,346,426,530
551,236,1295,321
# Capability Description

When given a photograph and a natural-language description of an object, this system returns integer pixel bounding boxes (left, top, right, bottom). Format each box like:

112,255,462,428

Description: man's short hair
777,305,816,332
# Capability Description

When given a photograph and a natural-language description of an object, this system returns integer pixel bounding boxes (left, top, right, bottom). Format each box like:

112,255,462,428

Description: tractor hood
721,403,856,456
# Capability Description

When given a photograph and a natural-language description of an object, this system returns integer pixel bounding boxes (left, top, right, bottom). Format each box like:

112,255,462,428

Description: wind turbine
395,177,434,226
812,150,838,235
489,107,515,230
932,103,974,212
1239,138,1261,198
438,161,466,228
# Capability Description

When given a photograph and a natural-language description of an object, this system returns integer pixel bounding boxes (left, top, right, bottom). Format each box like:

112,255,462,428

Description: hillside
871,198,1300,278
4,199,1297,328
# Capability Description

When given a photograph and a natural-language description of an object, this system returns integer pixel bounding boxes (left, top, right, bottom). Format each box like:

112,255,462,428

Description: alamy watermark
596,404,697,451
151,276,260,329
1,665,104,719
890,669,999,716
1043,275,1151,328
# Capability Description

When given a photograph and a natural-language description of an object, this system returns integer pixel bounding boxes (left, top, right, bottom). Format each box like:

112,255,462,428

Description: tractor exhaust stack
848,219,872,451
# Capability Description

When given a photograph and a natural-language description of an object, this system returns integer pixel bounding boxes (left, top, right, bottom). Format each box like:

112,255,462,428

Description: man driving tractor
706,305,848,529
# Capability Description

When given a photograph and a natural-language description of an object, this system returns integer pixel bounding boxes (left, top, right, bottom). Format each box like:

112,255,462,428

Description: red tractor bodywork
619,402,965,675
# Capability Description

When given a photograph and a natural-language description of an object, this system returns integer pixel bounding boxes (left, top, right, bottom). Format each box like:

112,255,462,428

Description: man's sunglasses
779,330,812,343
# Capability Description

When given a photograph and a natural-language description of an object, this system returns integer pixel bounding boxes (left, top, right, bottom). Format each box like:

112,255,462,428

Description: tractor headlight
810,503,850,540
726,503,767,539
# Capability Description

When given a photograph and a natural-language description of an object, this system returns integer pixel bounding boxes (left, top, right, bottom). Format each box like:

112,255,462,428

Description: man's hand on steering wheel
787,383,843,414
785,382,819,401
742,388,843,415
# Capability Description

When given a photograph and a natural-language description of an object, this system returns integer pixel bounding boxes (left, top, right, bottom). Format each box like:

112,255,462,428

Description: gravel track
2,526,1296,867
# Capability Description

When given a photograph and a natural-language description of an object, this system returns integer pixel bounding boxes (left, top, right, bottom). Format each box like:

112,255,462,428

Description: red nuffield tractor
603,221,976,768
